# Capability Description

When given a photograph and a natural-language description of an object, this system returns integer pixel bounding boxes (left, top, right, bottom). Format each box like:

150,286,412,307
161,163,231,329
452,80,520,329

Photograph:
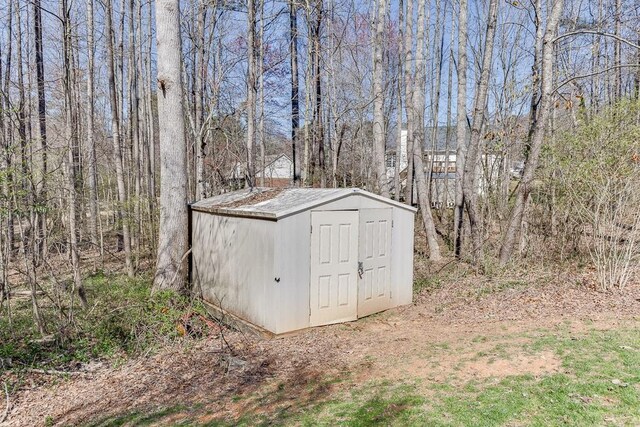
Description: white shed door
358,208,393,317
310,211,359,326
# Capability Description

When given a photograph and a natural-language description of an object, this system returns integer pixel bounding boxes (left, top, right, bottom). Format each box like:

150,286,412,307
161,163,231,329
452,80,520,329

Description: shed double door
310,209,392,327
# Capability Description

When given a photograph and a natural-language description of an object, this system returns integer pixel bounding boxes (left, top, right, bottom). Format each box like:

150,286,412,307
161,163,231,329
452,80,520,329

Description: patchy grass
220,327,639,426
0,272,209,371
82,325,640,426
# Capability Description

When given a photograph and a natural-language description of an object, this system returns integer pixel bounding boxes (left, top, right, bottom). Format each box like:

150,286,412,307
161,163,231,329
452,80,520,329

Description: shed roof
190,187,417,220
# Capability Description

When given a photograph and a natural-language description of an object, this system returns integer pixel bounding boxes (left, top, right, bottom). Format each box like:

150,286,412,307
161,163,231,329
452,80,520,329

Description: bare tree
499,0,565,265
402,0,414,205
153,0,189,291
411,0,442,261
194,0,207,199
86,0,99,248
246,0,257,188
105,0,134,277
290,0,301,186
33,0,48,262
453,0,468,258
460,0,499,262
372,0,389,197
61,0,87,308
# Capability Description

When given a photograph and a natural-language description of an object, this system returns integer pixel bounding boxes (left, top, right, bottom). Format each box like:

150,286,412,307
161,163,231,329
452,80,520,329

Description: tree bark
412,0,441,261
195,0,207,199
61,0,87,308
258,0,266,188
372,0,389,197
290,0,301,186
402,0,414,205
105,0,134,277
86,0,99,248
460,0,499,263
614,0,622,100
453,0,468,258
246,0,257,188
153,0,189,291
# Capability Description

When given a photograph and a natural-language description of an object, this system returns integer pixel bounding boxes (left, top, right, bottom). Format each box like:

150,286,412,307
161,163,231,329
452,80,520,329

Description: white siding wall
193,193,415,335
191,212,276,330
274,213,312,333
391,208,414,306
274,195,414,332
257,156,293,179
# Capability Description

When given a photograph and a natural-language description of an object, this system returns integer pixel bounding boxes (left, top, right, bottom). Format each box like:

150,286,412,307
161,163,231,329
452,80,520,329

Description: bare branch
554,30,640,50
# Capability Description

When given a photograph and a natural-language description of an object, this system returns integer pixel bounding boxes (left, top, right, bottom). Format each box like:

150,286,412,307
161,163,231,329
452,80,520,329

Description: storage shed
190,187,416,335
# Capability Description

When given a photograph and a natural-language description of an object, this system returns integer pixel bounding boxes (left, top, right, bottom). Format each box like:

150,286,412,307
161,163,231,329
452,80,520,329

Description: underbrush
0,272,210,372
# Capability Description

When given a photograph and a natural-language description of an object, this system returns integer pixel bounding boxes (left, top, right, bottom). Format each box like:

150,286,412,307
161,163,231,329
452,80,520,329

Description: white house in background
256,153,293,187
386,127,503,207
386,129,409,179
228,153,294,188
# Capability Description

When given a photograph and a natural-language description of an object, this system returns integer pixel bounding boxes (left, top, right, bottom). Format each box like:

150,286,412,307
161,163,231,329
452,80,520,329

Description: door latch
358,261,364,279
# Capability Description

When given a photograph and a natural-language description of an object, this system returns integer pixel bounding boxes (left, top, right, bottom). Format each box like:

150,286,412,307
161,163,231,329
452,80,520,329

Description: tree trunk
258,0,266,188
313,2,325,187
105,0,134,277
129,0,142,264
499,0,565,265
394,0,404,202
290,0,301,186
402,0,414,205
86,0,99,248
372,0,389,197
153,0,189,291
460,0,499,263
61,0,87,308
412,0,441,261
453,0,468,258
614,0,622,100
195,0,207,199
246,0,257,188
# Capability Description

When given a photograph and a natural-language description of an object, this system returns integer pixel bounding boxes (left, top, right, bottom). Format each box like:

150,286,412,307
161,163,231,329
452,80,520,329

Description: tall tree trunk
246,0,257,188
372,0,389,197
412,0,441,261
61,0,87,309
86,0,99,248
443,0,455,213
195,0,206,199
460,0,499,263
3,1,14,261
402,0,414,205
453,0,468,258
129,0,142,264
394,0,404,202
153,0,189,291
290,0,301,186
313,2,325,187
258,0,266,187
105,0,134,277
499,0,565,265
614,0,622,100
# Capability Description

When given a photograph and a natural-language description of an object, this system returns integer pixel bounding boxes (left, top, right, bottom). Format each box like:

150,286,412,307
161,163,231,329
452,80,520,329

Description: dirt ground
4,265,640,426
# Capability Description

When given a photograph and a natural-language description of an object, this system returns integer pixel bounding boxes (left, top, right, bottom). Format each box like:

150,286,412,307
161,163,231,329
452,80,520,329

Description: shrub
548,100,640,290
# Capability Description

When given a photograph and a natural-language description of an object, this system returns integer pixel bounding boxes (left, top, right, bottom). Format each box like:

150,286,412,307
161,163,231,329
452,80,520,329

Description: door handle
358,261,364,279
